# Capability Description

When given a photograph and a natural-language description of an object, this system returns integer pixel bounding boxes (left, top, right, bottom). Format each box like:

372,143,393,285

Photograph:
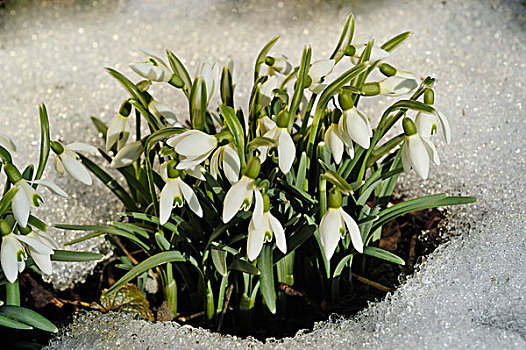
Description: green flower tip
362,82,380,96
379,63,397,77
262,193,270,212
338,92,354,111
344,44,356,57
119,100,132,117
166,159,181,179
402,117,418,136
18,225,32,235
50,141,64,155
169,74,185,88
264,56,275,66
424,88,435,105
244,157,261,179
327,187,343,209
0,220,11,236
3,163,22,184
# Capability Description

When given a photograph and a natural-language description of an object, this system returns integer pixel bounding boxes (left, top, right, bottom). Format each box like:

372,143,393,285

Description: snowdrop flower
347,33,390,62
148,100,178,126
247,190,286,261
51,141,97,185
16,226,57,277
414,89,451,144
111,140,144,168
337,93,372,151
0,131,16,152
222,157,260,223
210,143,240,184
257,111,295,174
319,188,363,261
4,163,67,228
401,117,440,180
130,49,173,83
159,161,202,224
265,55,293,76
167,130,231,170
258,75,278,109
195,62,220,107
324,123,347,164
0,221,27,283
306,60,335,94
106,101,132,151
375,64,420,97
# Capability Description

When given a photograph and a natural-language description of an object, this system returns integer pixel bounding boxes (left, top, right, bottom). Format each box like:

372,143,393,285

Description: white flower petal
421,136,440,166
325,125,344,164
30,252,53,275
308,82,327,95
252,189,264,228
369,46,390,62
169,130,217,158
111,141,143,168
345,108,371,149
140,48,168,67
415,112,435,138
269,214,286,254
12,187,30,228
106,115,123,151
1,235,23,283
223,176,253,223
178,178,203,217
319,208,342,261
247,219,265,261
16,233,54,255
277,129,295,174
66,142,98,155
401,141,412,174
340,209,363,253
159,180,177,225
0,132,16,152
185,164,206,181
61,151,92,185
437,110,451,144
54,156,65,175
210,148,221,179
309,60,335,81
176,154,210,170
222,144,241,184
408,135,430,179
32,180,68,198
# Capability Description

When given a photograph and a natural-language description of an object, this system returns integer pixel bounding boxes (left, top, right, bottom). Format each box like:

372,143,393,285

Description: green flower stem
319,176,327,217
165,263,177,318
6,280,20,306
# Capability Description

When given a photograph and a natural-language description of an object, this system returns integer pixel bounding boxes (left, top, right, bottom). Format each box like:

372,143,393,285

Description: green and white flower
130,49,173,82
210,143,240,185
106,110,131,152
401,118,440,180
414,90,451,143
319,189,363,261
15,227,58,277
307,60,335,94
111,140,144,168
167,130,218,170
247,190,286,261
52,141,97,185
257,111,295,174
159,161,202,224
0,227,27,283
0,131,16,152
349,33,390,62
259,75,278,109
222,157,260,223
265,55,293,76
324,123,347,164
379,70,420,96
338,107,372,150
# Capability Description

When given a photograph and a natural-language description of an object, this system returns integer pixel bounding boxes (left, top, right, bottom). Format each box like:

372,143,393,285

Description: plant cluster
59,14,475,327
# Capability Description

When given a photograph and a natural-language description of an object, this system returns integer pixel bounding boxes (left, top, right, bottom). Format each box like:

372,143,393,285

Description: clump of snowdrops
0,106,103,331
63,14,475,326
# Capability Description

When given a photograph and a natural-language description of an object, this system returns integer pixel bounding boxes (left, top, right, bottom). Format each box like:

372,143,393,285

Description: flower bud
362,82,381,96
402,117,417,136
0,220,11,236
119,100,132,117
50,141,65,155
244,156,261,179
424,88,435,105
327,187,343,209
264,56,275,66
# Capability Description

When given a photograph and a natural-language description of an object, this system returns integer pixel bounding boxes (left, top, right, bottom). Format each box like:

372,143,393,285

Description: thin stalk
6,280,20,306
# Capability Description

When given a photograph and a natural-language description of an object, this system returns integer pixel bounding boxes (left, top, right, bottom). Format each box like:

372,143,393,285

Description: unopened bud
379,63,397,77
402,117,417,136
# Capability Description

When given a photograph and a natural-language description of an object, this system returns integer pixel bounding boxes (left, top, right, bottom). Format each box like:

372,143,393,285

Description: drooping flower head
130,49,174,83
257,110,295,174
401,117,440,180
337,92,373,151
306,60,335,94
319,188,363,261
265,55,293,76
414,89,451,144
51,141,97,185
106,100,132,152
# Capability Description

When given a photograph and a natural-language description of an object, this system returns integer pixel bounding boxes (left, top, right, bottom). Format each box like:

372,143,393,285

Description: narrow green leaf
289,46,311,118
0,306,57,332
35,104,50,181
106,251,195,295
51,250,104,262
363,246,405,265
330,12,355,63
0,145,13,164
322,170,353,195
247,136,276,150
55,224,149,250
294,152,308,191
220,104,246,168
0,314,33,330
381,31,411,52
333,253,354,278
0,187,18,216
90,116,108,137
166,50,192,96
258,245,276,314
211,249,228,277
228,259,260,275
106,68,147,106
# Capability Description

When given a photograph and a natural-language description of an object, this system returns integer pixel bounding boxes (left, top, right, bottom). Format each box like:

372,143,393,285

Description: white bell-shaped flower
52,141,97,185
265,55,293,76
222,157,260,223
414,90,451,144
378,70,420,97
401,118,440,180
247,190,286,261
111,140,144,168
148,100,178,126
167,130,219,170
210,143,241,185
0,229,27,283
350,33,390,62
4,163,67,228
319,189,363,261
258,111,295,174
195,62,220,107
324,124,346,164
16,227,57,276
259,75,278,109
307,60,335,94
130,49,173,82
159,161,202,224
338,107,373,150
106,113,131,151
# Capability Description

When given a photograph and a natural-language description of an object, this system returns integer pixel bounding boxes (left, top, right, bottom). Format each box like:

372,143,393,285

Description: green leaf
0,306,57,332
28,215,47,232
105,251,195,295
212,249,228,277
381,31,411,52
322,170,353,195
294,152,308,191
0,314,33,330
258,245,276,314
51,250,104,262
333,253,354,278
220,104,246,168
330,12,355,63
273,222,315,263
254,36,279,82
0,145,13,164
106,67,147,107
0,187,18,216
55,224,149,251
35,104,51,181
100,283,154,321
228,259,260,275
289,46,311,118
90,115,108,137
247,136,276,150
120,212,181,238
363,246,405,265
77,154,138,211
